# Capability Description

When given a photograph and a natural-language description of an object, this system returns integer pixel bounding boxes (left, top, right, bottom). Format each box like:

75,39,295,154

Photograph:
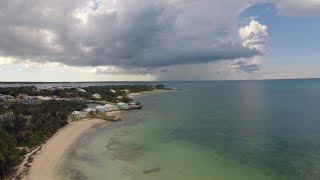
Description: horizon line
1,77,320,84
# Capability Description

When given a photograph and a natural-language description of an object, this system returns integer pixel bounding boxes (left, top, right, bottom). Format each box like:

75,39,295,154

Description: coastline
17,119,105,180
11,90,166,180
128,89,173,98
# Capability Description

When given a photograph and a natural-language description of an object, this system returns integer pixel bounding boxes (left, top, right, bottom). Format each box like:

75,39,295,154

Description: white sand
128,92,142,98
23,119,105,180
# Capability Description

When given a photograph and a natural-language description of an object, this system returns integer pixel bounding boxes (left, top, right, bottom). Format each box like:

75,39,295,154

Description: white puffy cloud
239,20,268,53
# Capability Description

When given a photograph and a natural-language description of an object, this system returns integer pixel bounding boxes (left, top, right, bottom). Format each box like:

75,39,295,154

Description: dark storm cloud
0,0,263,68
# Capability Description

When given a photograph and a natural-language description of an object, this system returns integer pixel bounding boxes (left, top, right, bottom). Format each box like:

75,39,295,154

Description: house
110,89,116,93
105,104,118,111
84,108,96,113
25,96,34,101
96,105,108,112
117,102,130,110
18,94,28,99
0,95,14,101
71,111,87,118
36,96,53,101
96,104,118,112
92,93,102,99
24,96,34,103
120,89,130,93
78,88,87,93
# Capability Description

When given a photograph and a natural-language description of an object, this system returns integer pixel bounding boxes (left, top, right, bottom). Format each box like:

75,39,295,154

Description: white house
71,111,87,118
96,105,108,112
92,93,102,99
117,102,130,110
0,95,14,101
96,104,118,112
36,96,53,101
84,108,96,113
124,89,130,93
78,88,87,93
110,89,116,93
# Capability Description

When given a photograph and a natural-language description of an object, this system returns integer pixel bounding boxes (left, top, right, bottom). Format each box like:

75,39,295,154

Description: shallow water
60,80,320,180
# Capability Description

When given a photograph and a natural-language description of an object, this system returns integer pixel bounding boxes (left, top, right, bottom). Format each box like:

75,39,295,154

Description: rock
143,167,161,174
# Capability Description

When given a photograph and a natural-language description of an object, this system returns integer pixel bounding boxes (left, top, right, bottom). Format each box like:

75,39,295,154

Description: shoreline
11,90,167,180
128,89,175,98
15,119,105,180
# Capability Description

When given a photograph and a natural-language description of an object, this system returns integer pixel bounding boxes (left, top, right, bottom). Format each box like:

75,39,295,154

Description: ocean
48,80,320,179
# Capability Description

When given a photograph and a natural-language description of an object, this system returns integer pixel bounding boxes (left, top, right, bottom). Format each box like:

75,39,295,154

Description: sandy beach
12,91,157,180
21,119,105,180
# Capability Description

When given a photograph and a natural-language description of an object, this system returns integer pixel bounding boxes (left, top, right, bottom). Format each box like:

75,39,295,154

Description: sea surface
25,80,320,180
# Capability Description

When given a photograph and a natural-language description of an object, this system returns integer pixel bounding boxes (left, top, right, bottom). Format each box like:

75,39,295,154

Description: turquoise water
60,80,320,180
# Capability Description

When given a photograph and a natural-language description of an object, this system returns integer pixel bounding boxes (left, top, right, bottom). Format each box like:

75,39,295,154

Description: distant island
0,84,172,179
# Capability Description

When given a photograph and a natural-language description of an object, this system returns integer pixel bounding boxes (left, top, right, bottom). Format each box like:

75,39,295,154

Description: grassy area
70,112,121,122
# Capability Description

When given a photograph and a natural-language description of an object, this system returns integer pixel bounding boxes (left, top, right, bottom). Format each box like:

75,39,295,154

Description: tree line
0,84,167,103
0,100,87,179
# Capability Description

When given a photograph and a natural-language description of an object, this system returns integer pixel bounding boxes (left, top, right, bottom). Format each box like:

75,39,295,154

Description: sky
0,0,319,81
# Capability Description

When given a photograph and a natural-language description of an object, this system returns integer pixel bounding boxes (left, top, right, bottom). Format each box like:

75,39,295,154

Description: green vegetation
83,85,163,102
0,101,87,178
0,86,36,97
0,84,168,178
87,112,120,121
71,112,120,122
0,84,167,103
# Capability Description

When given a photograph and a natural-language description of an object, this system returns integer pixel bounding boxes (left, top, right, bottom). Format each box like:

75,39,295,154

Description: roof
105,104,116,107
96,105,106,109
117,102,128,106
84,108,95,112
92,93,101,98
78,88,87,92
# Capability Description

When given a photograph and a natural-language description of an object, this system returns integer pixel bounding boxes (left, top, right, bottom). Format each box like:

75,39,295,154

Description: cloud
239,64,260,73
239,20,268,53
232,57,262,73
154,59,264,81
235,20,267,75
273,0,320,17
0,0,262,69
